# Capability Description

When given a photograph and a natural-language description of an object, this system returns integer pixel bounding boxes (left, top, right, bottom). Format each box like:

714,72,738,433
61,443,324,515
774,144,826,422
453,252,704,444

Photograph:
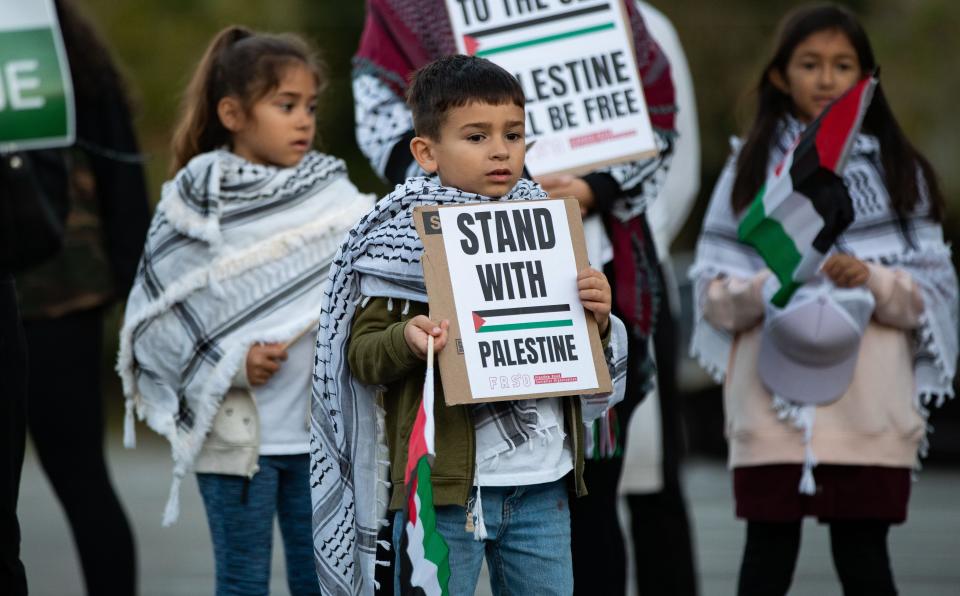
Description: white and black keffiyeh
691,118,958,409
310,176,628,595
117,150,374,524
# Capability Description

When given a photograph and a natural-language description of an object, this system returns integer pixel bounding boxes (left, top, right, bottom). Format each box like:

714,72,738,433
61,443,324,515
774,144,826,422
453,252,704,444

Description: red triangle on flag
464,35,480,56
813,74,877,174
472,312,485,332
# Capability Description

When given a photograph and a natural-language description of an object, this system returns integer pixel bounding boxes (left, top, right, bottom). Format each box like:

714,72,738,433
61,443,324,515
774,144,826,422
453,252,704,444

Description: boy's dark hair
407,55,525,140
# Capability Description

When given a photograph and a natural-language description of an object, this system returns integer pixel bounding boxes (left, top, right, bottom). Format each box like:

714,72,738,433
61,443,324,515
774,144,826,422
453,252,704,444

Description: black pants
570,313,651,595
0,276,27,596
572,259,699,596
570,457,628,595
24,307,137,595
627,275,698,596
738,520,897,596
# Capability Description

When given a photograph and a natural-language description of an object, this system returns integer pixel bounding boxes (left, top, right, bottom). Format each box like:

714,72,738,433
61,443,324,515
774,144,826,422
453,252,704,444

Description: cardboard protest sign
414,198,612,405
445,0,656,177
0,0,74,151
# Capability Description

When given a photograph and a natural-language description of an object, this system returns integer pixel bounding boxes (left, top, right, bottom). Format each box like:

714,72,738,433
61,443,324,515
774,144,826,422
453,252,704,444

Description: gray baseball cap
758,278,875,405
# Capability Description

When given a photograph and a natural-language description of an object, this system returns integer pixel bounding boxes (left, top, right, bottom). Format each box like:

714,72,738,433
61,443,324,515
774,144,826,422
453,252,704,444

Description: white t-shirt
250,334,313,455
474,397,574,487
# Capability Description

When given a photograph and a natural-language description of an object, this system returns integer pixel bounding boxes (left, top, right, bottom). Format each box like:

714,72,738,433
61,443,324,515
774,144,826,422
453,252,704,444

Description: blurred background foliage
78,0,960,250
78,0,959,421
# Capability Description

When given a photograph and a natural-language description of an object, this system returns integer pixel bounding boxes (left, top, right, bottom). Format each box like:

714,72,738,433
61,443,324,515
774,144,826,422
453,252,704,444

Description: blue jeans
393,478,573,595
197,454,320,596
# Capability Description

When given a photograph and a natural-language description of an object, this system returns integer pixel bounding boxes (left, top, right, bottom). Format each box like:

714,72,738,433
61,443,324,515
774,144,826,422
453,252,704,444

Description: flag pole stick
427,334,435,372
280,318,320,350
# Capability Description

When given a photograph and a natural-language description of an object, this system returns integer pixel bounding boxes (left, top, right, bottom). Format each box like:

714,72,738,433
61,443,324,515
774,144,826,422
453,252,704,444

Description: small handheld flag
738,73,878,306
399,335,451,595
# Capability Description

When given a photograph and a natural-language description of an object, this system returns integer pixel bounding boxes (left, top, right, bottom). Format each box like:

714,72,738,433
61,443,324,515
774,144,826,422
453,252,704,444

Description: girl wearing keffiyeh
351,2,677,591
689,6,958,595
118,27,374,596
311,55,629,595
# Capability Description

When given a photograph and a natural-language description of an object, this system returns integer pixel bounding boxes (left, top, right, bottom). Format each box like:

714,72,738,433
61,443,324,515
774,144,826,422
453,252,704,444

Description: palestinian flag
459,3,616,58
472,304,572,333
737,74,878,306
399,338,450,595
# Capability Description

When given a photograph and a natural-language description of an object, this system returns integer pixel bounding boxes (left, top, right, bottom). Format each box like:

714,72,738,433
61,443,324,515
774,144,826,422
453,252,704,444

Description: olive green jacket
348,297,610,510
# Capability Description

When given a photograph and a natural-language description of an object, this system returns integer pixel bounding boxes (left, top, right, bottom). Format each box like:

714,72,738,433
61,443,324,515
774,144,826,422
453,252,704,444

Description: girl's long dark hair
169,26,325,175
731,4,945,222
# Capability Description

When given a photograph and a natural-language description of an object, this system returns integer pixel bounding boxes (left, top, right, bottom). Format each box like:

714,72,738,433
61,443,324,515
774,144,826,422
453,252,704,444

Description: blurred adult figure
1,148,68,596
0,272,27,596
14,1,149,593
618,3,700,595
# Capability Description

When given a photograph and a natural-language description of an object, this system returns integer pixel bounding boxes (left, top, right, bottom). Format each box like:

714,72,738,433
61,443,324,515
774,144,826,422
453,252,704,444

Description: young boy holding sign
310,55,628,595
352,2,678,590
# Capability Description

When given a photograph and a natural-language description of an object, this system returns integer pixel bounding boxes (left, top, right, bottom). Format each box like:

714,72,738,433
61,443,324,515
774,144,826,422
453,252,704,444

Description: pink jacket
704,264,925,468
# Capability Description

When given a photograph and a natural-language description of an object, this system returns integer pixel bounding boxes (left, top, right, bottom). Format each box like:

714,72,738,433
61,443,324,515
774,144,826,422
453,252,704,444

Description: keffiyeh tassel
772,396,818,495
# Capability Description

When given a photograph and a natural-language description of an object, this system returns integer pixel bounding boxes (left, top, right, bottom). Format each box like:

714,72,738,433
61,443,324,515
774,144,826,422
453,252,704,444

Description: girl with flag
690,5,958,595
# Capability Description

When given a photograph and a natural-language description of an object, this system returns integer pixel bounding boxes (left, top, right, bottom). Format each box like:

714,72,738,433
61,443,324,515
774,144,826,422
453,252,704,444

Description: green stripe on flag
478,319,574,333
770,279,802,308
737,184,803,307
416,457,450,593
476,23,615,56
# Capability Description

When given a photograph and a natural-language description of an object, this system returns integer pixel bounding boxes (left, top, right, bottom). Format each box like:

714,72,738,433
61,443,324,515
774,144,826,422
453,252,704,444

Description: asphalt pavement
17,429,960,595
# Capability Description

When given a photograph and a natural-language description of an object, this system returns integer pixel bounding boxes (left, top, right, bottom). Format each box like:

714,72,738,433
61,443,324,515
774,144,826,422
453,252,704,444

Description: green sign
0,0,74,151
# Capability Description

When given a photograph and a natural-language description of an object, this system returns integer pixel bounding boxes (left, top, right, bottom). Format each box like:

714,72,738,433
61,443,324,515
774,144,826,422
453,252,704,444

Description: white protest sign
445,0,656,176
0,0,75,151
436,199,604,399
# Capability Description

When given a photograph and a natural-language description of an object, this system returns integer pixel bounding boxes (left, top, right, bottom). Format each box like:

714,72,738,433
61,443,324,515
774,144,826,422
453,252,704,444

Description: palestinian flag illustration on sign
471,304,573,333
737,73,878,307
459,3,617,57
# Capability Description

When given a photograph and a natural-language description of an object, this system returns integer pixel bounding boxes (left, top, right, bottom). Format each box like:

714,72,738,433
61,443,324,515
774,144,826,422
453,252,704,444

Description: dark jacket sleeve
0,150,69,273
79,96,150,295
